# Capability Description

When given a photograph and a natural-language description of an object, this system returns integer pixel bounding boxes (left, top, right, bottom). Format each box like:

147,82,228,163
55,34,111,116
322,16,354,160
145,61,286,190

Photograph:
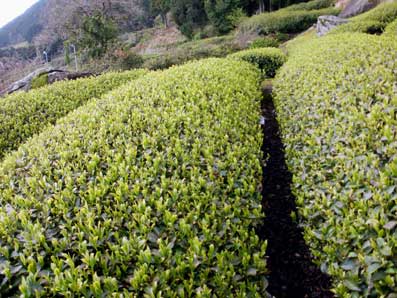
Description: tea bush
332,2,397,34
274,33,397,297
333,20,384,34
283,0,335,11
119,52,145,70
143,35,240,70
0,69,147,159
30,74,49,90
274,32,290,42
238,5,339,35
0,58,268,296
228,47,286,78
249,37,279,49
383,18,397,37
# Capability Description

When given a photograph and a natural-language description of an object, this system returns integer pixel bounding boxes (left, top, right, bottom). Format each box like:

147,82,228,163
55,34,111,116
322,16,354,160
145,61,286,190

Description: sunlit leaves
0,58,267,296
228,48,286,78
238,2,339,36
274,33,397,297
383,18,397,38
0,69,147,160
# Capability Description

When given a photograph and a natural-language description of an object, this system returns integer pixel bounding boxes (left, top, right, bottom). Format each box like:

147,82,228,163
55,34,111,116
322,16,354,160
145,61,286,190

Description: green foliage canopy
204,0,244,34
238,0,339,35
228,47,286,77
0,58,267,296
274,33,397,297
0,69,147,160
79,11,118,58
171,0,208,37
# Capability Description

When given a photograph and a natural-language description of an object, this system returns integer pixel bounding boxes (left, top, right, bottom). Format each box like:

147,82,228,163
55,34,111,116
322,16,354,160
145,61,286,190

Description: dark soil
258,89,334,298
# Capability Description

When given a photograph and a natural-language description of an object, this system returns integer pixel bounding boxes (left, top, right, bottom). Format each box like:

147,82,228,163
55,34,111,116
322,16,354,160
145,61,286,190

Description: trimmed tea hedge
238,5,340,35
142,35,240,70
249,37,279,49
282,0,335,11
384,18,397,37
0,58,267,296
228,47,286,78
0,69,147,160
332,20,384,34
30,74,49,90
331,2,397,34
274,33,397,297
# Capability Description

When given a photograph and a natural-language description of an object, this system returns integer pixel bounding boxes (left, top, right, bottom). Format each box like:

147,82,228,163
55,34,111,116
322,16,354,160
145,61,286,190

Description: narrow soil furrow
258,88,334,298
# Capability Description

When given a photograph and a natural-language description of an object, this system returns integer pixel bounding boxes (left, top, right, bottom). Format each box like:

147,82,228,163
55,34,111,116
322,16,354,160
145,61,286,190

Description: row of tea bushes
274,33,397,297
0,58,268,296
282,0,335,11
228,47,286,78
0,69,147,160
238,0,339,36
142,35,241,70
331,2,397,34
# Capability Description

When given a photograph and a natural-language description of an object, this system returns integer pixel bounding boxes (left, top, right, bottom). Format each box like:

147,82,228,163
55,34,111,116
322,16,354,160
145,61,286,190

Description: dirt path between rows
258,88,334,298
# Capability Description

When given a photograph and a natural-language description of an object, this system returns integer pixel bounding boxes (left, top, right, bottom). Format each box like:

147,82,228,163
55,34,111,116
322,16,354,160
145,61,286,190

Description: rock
339,0,377,18
46,71,69,84
316,15,349,36
1,69,93,97
2,66,54,95
335,0,351,9
47,71,93,84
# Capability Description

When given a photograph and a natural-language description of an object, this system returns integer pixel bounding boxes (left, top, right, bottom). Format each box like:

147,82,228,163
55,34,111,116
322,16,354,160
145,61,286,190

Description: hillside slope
0,0,150,48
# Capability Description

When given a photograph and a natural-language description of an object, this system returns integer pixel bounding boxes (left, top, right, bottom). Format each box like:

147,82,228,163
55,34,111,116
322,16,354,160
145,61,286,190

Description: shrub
143,53,177,70
228,47,286,77
0,58,267,296
274,33,397,297
383,18,397,37
30,73,49,89
331,20,384,34
274,32,290,42
119,52,144,70
204,0,244,34
331,2,397,34
143,35,240,70
78,11,118,58
249,37,279,48
282,0,335,11
0,69,147,160
226,7,248,29
238,3,340,35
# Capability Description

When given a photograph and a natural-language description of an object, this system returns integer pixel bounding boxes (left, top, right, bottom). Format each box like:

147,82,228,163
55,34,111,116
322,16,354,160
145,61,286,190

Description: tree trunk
161,13,169,28
259,0,265,13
